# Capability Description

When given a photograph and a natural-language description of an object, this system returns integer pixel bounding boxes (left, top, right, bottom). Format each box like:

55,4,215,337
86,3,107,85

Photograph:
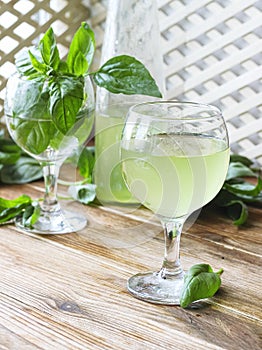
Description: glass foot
15,209,87,235
127,271,185,305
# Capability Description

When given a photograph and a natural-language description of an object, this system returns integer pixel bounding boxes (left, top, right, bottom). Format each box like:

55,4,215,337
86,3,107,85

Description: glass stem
159,216,187,278
41,162,61,213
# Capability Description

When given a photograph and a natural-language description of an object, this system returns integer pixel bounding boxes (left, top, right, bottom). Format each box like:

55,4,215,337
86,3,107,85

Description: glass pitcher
94,0,165,205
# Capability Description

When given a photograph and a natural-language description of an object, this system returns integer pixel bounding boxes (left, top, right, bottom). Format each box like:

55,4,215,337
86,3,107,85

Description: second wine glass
121,101,230,304
5,72,95,234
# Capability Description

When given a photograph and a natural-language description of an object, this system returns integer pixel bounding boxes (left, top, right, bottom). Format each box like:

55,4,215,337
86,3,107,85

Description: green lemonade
94,113,138,204
121,134,230,218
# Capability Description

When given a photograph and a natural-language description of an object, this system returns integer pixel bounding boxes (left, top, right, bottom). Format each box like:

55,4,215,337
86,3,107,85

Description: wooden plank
1,183,262,308
0,182,261,349
48,204,262,321
0,227,261,350
0,324,41,350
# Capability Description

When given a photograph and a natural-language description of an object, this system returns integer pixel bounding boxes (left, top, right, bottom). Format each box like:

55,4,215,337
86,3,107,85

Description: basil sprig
9,22,161,155
180,263,223,308
13,22,161,136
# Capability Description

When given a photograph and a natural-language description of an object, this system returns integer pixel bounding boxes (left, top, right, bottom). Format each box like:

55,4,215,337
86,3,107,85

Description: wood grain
0,181,261,350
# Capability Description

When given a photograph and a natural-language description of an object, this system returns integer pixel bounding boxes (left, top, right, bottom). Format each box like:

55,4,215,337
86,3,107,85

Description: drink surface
121,134,230,218
95,114,138,204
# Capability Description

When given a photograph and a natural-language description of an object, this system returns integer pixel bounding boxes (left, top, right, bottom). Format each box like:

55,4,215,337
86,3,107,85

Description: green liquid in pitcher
94,114,139,204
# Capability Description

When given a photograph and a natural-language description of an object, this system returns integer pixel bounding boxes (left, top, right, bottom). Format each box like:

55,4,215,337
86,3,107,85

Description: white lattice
1,0,262,165
90,0,262,165
157,0,262,165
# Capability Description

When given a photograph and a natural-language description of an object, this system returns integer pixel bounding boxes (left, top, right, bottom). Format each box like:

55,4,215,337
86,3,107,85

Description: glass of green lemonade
120,101,230,304
5,72,95,234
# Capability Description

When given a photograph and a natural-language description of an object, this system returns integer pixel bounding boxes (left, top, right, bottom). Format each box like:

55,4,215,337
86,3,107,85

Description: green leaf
39,27,60,69
93,55,162,98
29,50,48,74
0,204,28,224
57,60,69,73
0,195,32,224
225,176,262,197
0,156,42,184
15,47,43,77
77,146,95,181
6,76,51,124
0,139,21,165
230,154,253,167
180,264,223,308
71,52,89,77
0,194,31,211
226,162,256,181
49,75,85,134
21,201,41,227
225,200,248,226
10,118,54,155
68,183,96,204
67,22,95,75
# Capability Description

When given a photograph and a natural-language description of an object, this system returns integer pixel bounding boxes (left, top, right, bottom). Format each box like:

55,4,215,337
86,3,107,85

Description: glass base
15,209,87,235
127,271,185,305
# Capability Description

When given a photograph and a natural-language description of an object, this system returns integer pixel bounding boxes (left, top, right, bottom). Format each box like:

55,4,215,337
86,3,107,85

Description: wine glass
121,101,230,304
4,72,95,234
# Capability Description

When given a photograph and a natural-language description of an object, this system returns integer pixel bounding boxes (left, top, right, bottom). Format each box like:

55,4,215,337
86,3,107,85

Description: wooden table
0,180,261,350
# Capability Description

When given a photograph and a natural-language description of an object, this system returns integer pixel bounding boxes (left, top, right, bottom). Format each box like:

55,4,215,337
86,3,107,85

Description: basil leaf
77,146,95,181
39,27,60,70
230,154,253,167
225,176,262,197
71,52,88,77
0,195,32,224
0,194,31,210
11,118,53,155
184,263,213,277
0,139,21,165
225,200,248,226
29,50,48,74
180,264,223,308
237,192,262,204
68,183,96,204
0,204,28,224
57,60,69,74
15,47,43,77
21,201,41,227
49,75,85,134
8,78,46,117
226,162,256,181
67,22,95,75
93,55,162,98
0,156,42,184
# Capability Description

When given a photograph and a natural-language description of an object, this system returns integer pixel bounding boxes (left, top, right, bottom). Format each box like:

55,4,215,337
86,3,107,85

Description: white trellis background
1,0,261,165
